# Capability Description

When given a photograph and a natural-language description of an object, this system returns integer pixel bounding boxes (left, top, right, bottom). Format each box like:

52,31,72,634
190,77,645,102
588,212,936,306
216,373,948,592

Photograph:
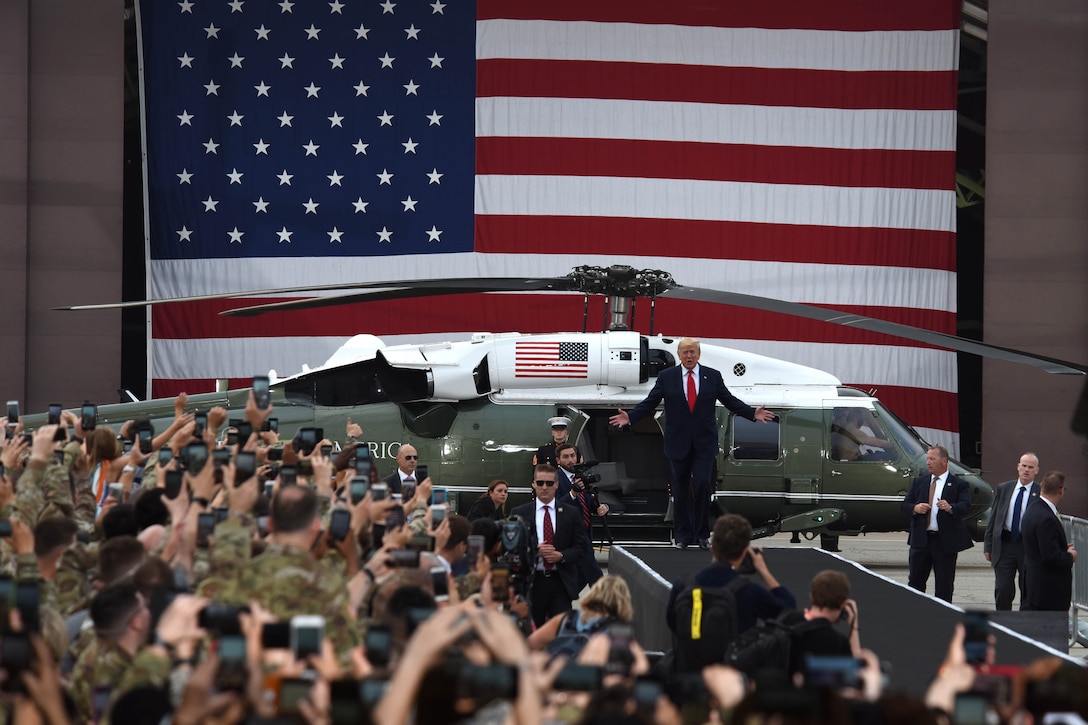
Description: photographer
556,444,606,588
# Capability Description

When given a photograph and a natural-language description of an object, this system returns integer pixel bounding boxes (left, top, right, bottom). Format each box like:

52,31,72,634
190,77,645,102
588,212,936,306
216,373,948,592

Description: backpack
669,575,750,674
547,612,612,660
722,612,826,682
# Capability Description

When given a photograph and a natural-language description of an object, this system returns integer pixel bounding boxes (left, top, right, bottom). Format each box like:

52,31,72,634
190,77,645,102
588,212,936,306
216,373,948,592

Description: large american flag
138,1,961,453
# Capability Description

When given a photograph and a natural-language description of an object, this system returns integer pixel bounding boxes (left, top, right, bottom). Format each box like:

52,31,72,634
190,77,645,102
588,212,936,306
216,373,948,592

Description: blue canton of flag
139,0,474,260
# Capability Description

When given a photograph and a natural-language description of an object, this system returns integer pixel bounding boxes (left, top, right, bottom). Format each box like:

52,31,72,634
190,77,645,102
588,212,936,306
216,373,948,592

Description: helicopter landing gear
820,534,841,552
790,532,801,543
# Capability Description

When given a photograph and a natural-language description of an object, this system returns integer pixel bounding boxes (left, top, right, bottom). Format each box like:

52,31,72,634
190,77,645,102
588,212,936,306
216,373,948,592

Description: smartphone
354,457,372,478
319,444,332,459
47,404,62,425
280,465,297,487
416,464,429,484
364,624,392,667
606,623,634,675
215,634,248,691
371,482,388,502
5,401,18,424
430,486,446,505
20,433,32,446
963,610,990,665
263,417,279,433
349,476,368,504
466,534,485,566
328,508,351,542
164,470,183,499
803,655,863,689
108,482,124,501
277,677,312,716
213,506,229,524
193,411,207,437
234,451,256,485
235,421,253,445
290,615,324,661
388,549,421,568
267,445,283,462
252,375,271,410
491,568,510,602
430,504,448,529
430,566,450,602
386,504,405,530
199,603,247,634
553,664,604,692
954,693,989,725
186,442,208,475
158,448,174,467
80,403,97,432
0,521,12,538
298,459,314,477
407,534,436,552
197,512,215,549
137,427,154,454
261,621,290,649
298,427,318,455
401,480,417,503
14,581,41,633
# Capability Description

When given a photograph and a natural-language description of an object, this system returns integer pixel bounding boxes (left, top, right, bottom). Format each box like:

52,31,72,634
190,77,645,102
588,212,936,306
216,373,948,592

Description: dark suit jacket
510,500,587,601
984,479,1041,563
627,364,758,460
382,471,405,495
1021,498,1074,611
901,472,974,554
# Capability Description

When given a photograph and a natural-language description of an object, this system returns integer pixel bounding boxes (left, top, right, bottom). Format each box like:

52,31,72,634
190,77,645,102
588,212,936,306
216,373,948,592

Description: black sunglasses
402,454,419,460
534,479,557,487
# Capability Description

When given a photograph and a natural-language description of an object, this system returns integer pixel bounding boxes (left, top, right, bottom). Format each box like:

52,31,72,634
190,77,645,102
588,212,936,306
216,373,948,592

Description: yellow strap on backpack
691,587,703,640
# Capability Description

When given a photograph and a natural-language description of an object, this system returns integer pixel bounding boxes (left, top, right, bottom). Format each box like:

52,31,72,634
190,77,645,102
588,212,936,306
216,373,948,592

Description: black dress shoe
673,541,688,550
698,539,710,549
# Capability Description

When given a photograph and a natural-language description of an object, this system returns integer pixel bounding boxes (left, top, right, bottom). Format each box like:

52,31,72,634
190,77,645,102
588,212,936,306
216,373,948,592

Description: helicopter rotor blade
666,285,1088,376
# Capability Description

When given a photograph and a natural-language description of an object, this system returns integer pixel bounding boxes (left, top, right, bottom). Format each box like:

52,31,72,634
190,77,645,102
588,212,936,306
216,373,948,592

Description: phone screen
466,535,485,565
364,625,392,667
430,566,449,600
186,443,208,475
197,513,215,549
81,403,97,432
194,412,207,437
329,509,351,541
430,486,446,505
804,655,862,689
416,464,429,483
236,422,253,445
165,470,184,499
47,404,62,425
354,459,372,478
6,401,19,424
491,568,509,601
386,504,405,530
350,477,368,504
299,428,317,455
158,448,174,467
963,610,990,664
430,504,447,529
291,618,324,660
234,451,256,484
138,427,154,454
252,375,271,410
280,465,297,487
263,417,278,433
371,483,388,502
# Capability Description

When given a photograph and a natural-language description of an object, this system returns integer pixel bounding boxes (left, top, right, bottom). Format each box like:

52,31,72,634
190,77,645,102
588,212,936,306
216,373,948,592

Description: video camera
570,461,601,487
496,516,534,602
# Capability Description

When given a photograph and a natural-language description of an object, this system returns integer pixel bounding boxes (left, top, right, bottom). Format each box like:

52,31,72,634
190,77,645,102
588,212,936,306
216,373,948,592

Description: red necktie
543,504,555,570
577,491,591,530
687,370,697,412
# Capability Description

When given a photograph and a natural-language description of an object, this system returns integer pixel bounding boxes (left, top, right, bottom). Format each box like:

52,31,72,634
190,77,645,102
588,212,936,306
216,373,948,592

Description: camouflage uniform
8,459,74,530
70,637,135,724
105,648,173,725
55,540,98,617
199,540,359,657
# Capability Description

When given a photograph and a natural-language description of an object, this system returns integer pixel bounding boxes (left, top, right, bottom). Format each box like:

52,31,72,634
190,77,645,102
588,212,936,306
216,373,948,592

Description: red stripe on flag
477,0,959,32
151,296,957,344
477,138,956,191
478,60,958,111
474,216,956,271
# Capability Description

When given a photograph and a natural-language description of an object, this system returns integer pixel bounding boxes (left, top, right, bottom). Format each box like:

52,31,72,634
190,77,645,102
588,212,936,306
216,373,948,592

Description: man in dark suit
1022,470,1076,611
381,443,418,495
509,464,588,626
901,445,974,601
557,443,606,588
983,452,1041,609
610,338,774,549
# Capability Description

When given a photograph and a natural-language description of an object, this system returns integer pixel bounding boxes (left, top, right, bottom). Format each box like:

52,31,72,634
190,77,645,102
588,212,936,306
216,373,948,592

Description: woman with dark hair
466,479,508,521
87,427,125,515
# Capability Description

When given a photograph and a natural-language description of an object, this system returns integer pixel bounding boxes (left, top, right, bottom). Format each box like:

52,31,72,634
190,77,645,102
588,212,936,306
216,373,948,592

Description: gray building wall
0,0,123,414
984,0,1088,513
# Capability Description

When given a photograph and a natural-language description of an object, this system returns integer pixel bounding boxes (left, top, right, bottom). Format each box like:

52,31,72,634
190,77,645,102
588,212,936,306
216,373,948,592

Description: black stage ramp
609,545,1081,696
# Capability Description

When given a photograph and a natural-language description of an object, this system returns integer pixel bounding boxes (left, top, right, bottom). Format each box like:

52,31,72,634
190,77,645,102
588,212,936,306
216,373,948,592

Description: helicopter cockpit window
829,407,899,462
283,360,388,407
731,416,780,461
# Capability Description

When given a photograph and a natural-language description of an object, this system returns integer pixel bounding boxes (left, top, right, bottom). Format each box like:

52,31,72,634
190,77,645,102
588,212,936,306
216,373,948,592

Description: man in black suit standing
983,452,1041,609
1022,470,1077,611
610,338,774,550
510,464,588,626
382,443,418,495
901,445,974,601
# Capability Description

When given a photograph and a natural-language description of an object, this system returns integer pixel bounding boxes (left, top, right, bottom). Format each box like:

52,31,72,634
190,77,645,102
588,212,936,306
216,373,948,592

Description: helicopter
38,265,1087,546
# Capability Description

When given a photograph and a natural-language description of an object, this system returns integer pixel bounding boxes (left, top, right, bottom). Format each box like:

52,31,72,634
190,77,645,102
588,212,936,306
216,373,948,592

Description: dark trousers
530,570,573,627
994,535,1026,610
668,449,716,546
908,533,959,602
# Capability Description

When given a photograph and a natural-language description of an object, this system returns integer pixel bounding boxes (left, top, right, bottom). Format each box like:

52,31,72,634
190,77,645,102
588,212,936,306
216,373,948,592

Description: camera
495,516,534,602
570,461,602,486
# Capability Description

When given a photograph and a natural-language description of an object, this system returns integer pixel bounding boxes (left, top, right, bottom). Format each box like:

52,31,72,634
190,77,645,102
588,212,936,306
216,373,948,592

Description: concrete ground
597,530,1088,659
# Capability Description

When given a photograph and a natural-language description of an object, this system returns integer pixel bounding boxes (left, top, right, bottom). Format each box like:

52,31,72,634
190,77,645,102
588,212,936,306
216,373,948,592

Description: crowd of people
0,390,1085,725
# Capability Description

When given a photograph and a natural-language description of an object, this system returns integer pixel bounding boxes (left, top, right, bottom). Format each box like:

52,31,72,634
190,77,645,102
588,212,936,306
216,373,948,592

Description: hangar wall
983,0,1088,513
0,0,123,413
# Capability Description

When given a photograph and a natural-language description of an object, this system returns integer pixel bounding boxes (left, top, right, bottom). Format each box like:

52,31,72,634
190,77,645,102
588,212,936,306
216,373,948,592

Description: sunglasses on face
402,455,419,460
534,479,557,487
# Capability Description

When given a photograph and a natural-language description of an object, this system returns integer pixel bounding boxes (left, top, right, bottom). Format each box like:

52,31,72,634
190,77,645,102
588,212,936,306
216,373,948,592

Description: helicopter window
871,403,926,459
283,360,388,407
646,348,675,378
731,416,780,461
829,407,901,462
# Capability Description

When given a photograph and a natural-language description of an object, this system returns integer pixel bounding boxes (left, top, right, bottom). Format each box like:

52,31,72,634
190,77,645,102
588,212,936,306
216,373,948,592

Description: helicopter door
720,410,785,521
563,405,591,459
